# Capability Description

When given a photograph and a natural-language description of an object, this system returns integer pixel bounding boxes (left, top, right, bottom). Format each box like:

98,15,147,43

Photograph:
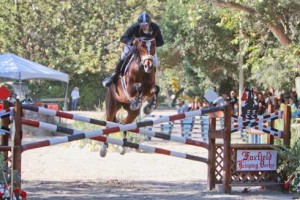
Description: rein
121,76,135,103
119,38,156,103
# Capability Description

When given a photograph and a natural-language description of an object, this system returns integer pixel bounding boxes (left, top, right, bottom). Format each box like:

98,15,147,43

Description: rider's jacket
120,22,164,47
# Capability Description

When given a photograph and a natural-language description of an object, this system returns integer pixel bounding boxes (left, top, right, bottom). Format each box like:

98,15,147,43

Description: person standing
9,93,18,104
229,90,238,109
213,94,228,107
176,100,189,114
71,87,80,111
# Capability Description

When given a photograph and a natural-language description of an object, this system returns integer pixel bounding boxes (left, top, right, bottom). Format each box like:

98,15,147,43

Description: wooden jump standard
0,101,291,194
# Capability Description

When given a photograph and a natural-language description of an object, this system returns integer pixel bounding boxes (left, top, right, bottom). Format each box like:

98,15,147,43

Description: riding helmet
138,12,151,25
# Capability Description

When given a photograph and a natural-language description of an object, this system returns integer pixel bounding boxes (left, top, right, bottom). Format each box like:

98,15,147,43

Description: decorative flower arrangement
0,184,27,200
0,153,27,200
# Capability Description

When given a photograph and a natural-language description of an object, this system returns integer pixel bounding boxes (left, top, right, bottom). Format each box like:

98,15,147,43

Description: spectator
71,87,80,111
229,90,238,109
233,103,239,115
189,97,202,111
257,93,266,115
176,100,189,114
290,90,298,107
273,97,281,110
8,93,18,105
265,91,275,105
213,94,228,106
289,98,298,118
280,95,290,111
22,94,34,104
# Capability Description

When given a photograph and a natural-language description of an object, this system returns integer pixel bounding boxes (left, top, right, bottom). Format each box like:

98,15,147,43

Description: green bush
0,153,21,186
276,139,300,191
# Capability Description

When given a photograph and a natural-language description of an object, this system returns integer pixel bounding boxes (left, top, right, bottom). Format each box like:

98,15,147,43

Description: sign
204,89,218,103
0,86,11,100
236,150,277,171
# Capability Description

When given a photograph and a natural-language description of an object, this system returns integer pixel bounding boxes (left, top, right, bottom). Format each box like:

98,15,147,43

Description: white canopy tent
0,53,69,110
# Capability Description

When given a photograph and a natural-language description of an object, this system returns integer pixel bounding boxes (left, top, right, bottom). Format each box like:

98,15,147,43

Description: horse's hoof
143,106,152,115
99,143,107,157
130,102,141,110
118,146,127,155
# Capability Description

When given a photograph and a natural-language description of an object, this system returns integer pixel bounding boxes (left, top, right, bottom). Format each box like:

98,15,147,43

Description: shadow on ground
22,180,295,200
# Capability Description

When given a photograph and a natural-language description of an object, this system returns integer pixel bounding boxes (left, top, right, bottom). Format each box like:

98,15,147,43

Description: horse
100,37,160,157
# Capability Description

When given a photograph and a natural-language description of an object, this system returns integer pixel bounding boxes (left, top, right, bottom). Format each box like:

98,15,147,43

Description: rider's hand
132,38,139,46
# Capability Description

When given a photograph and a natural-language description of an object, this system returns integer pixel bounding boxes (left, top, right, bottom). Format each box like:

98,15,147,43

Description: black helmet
137,12,151,25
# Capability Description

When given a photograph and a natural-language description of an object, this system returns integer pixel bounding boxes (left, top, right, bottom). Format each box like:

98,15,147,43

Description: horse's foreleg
118,109,140,155
144,85,160,115
130,83,143,110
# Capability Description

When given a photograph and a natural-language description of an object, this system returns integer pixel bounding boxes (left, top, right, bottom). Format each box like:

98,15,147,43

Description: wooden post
267,104,274,144
1,101,10,163
223,105,232,193
13,101,22,188
207,117,216,190
283,105,291,147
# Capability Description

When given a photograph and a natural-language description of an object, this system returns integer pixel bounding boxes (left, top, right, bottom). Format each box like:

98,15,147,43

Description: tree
210,0,300,90
159,0,239,97
0,0,157,109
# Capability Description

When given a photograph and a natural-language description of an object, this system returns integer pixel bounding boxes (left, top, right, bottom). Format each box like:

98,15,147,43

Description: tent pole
18,72,21,99
63,82,69,111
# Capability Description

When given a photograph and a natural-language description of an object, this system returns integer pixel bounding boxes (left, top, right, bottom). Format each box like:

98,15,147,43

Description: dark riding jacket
120,22,164,47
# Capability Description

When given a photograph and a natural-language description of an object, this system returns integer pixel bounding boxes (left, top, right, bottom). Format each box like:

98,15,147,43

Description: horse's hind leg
100,89,121,157
144,85,160,115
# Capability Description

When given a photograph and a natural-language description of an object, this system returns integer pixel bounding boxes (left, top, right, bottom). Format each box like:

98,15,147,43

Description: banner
236,150,277,171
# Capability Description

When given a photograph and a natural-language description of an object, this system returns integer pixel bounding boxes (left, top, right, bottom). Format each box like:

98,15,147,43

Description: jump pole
22,105,225,148
21,119,207,163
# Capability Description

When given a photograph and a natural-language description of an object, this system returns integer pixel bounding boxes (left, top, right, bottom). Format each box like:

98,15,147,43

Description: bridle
137,38,156,72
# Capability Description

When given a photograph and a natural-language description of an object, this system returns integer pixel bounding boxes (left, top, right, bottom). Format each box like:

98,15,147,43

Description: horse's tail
105,87,119,122
105,88,113,118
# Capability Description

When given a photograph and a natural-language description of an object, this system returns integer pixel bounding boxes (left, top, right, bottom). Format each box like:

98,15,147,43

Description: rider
102,12,164,87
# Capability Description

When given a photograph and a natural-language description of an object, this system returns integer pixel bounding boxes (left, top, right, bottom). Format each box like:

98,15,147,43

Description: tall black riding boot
102,59,124,87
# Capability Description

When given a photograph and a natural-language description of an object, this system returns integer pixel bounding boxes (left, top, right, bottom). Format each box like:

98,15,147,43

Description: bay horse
100,37,160,157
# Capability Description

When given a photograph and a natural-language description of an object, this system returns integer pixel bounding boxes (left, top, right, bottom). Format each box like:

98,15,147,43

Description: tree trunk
210,0,292,46
269,23,292,47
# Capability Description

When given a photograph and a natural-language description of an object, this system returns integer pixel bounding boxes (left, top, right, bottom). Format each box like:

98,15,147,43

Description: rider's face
141,24,149,32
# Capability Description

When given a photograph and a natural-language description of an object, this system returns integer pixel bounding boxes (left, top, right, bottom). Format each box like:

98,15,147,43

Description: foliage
0,153,26,199
0,153,21,187
160,0,238,96
276,139,300,185
211,0,300,92
0,0,151,110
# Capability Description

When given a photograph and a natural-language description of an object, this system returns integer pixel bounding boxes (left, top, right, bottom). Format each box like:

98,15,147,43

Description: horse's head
135,37,156,73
